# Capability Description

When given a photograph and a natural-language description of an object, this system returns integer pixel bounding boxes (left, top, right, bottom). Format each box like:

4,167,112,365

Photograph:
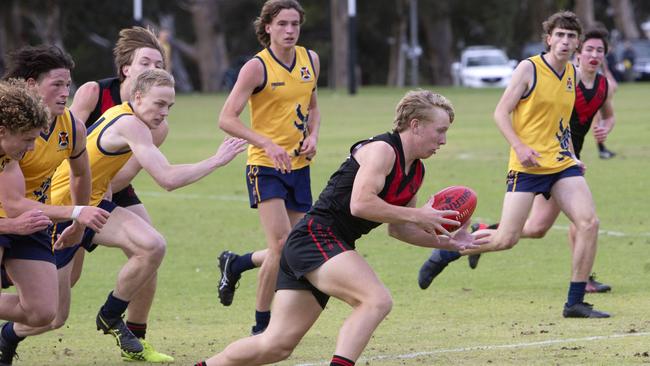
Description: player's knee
50,312,69,330
574,215,600,235
526,225,549,239
494,232,520,250
25,305,57,327
137,231,167,263
259,337,296,362
365,290,393,319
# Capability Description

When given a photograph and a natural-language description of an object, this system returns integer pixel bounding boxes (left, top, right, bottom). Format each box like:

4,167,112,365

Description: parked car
452,46,517,88
612,39,650,81
520,42,545,60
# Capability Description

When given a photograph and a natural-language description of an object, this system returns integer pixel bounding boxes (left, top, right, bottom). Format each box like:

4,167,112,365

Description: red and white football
431,186,478,233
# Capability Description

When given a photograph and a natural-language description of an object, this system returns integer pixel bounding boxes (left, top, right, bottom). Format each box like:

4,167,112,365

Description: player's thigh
526,195,562,232
306,251,390,307
258,198,292,247
92,206,165,255
287,209,306,228
263,289,322,346
5,259,58,309
496,192,536,241
552,176,597,224
125,203,152,225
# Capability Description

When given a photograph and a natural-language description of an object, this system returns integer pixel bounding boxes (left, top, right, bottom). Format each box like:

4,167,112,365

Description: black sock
100,291,129,320
126,321,147,339
231,252,255,276
331,354,355,366
1,322,25,345
597,142,606,152
194,362,207,366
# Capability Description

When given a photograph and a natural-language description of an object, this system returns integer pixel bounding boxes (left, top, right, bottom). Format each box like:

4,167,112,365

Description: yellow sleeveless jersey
0,109,76,217
51,102,134,206
247,46,316,169
508,54,576,174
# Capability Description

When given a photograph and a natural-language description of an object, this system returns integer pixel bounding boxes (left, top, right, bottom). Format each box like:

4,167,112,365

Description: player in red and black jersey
196,90,488,366
69,27,173,362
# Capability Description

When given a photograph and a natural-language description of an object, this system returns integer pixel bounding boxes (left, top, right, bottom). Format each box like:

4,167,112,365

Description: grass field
15,84,650,365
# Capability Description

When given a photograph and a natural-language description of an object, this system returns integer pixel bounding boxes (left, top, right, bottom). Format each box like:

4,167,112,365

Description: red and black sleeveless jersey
309,132,425,245
86,77,122,128
570,73,608,158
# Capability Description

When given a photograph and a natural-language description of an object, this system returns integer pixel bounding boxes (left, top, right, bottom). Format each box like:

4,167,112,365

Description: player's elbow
349,200,367,218
2,200,25,218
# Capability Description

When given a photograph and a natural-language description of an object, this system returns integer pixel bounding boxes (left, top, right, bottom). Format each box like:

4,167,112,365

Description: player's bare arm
299,50,321,157
350,141,458,235
592,88,615,143
69,81,100,125
219,58,292,173
494,60,540,167
114,116,246,191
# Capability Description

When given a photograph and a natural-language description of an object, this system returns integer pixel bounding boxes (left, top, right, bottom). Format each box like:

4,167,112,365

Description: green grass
16,84,650,365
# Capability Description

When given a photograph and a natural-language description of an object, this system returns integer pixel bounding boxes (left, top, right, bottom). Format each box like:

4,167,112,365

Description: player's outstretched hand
75,206,110,232
264,140,292,173
418,199,459,237
53,221,84,250
448,221,490,251
514,144,541,168
9,209,52,235
214,137,248,167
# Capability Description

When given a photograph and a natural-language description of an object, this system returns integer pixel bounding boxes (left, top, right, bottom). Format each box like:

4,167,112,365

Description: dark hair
579,28,609,54
0,79,50,133
3,45,74,81
541,11,583,51
254,0,305,48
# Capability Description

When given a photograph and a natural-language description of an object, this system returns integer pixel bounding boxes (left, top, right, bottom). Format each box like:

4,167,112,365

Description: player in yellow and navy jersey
417,11,610,319
217,0,322,335
0,46,111,365
8,69,245,363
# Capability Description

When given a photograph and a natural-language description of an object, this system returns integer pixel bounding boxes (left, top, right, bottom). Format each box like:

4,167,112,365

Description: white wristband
71,206,83,221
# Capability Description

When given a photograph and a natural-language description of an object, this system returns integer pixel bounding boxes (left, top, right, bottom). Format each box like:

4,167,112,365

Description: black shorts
277,216,354,309
54,200,118,269
0,226,55,265
112,184,142,207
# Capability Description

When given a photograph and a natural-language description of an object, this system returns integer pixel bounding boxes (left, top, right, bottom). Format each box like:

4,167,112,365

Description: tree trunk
24,0,65,50
330,0,349,89
158,14,194,92
420,0,453,85
611,0,640,40
387,0,407,87
574,0,595,30
189,0,229,92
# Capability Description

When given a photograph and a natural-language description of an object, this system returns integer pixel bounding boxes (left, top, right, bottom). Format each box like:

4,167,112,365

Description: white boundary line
294,332,650,365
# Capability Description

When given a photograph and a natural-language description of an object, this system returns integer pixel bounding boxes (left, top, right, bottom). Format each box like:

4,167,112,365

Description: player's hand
75,206,110,232
53,221,84,250
573,156,586,174
264,141,292,174
299,134,318,160
514,144,541,168
592,125,609,143
214,137,248,167
7,209,52,235
448,221,490,251
417,198,459,237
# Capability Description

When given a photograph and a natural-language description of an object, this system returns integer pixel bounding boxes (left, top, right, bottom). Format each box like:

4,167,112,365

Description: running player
0,46,110,365
68,26,172,362
417,11,610,318
217,0,321,335
196,90,486,366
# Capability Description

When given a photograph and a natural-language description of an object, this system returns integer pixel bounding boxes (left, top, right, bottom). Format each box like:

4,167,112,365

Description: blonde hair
393,90,455,133
114,26,166,82
254,0,305,47
0,79,50,133
131,69,175,98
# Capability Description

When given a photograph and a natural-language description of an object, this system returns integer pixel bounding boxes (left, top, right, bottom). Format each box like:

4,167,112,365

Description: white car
452,46,517,88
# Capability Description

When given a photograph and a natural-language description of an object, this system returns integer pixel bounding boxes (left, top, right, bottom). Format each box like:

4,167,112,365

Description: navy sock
430,249,461,264
100,291,129,320
194,362,207,366
1,322,24,345
254,310,271,332
566,282,587,307
126,321,147,339
231,252,255,276
597,142,606,152
331,354,355,366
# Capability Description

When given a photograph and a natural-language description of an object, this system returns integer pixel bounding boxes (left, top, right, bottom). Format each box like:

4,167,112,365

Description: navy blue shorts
506,165,583,199
54,200,117,269
276,215,354,309
246,165,312,212
112,184,142,207
0,226,55,264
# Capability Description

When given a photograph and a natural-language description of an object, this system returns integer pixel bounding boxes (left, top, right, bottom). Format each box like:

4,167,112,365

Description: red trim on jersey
327,227,347,252
100,88,117,115
308,218,329,260
574,74,607,125
383,147,424,206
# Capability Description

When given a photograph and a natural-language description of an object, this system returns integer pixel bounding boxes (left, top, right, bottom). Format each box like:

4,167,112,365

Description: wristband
71,206,83,221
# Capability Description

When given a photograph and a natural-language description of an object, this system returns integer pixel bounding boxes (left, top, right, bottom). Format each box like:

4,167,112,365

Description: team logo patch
300,67,312,81
566,77,574,92
58,131,69,150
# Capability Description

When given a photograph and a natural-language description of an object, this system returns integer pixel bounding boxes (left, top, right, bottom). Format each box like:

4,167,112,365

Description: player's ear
410,119,420,135
122,65,130,79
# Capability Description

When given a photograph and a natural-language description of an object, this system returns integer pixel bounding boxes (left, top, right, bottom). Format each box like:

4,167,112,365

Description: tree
575,0,596,30
611,0,640,39
330,0,349,89
421,0,454,85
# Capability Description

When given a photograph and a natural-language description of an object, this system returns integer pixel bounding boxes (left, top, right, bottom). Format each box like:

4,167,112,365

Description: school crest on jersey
566,77,574,92
58,131,69,151
300,66,312,81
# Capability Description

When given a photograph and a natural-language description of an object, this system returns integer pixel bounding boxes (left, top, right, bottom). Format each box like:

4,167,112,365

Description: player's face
578,38,606,73
0,127,41,160
124,48,164,81
546,28,579,61
31,68,71,117
266,8,301,48
414,108,451,159
134,85,175,129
